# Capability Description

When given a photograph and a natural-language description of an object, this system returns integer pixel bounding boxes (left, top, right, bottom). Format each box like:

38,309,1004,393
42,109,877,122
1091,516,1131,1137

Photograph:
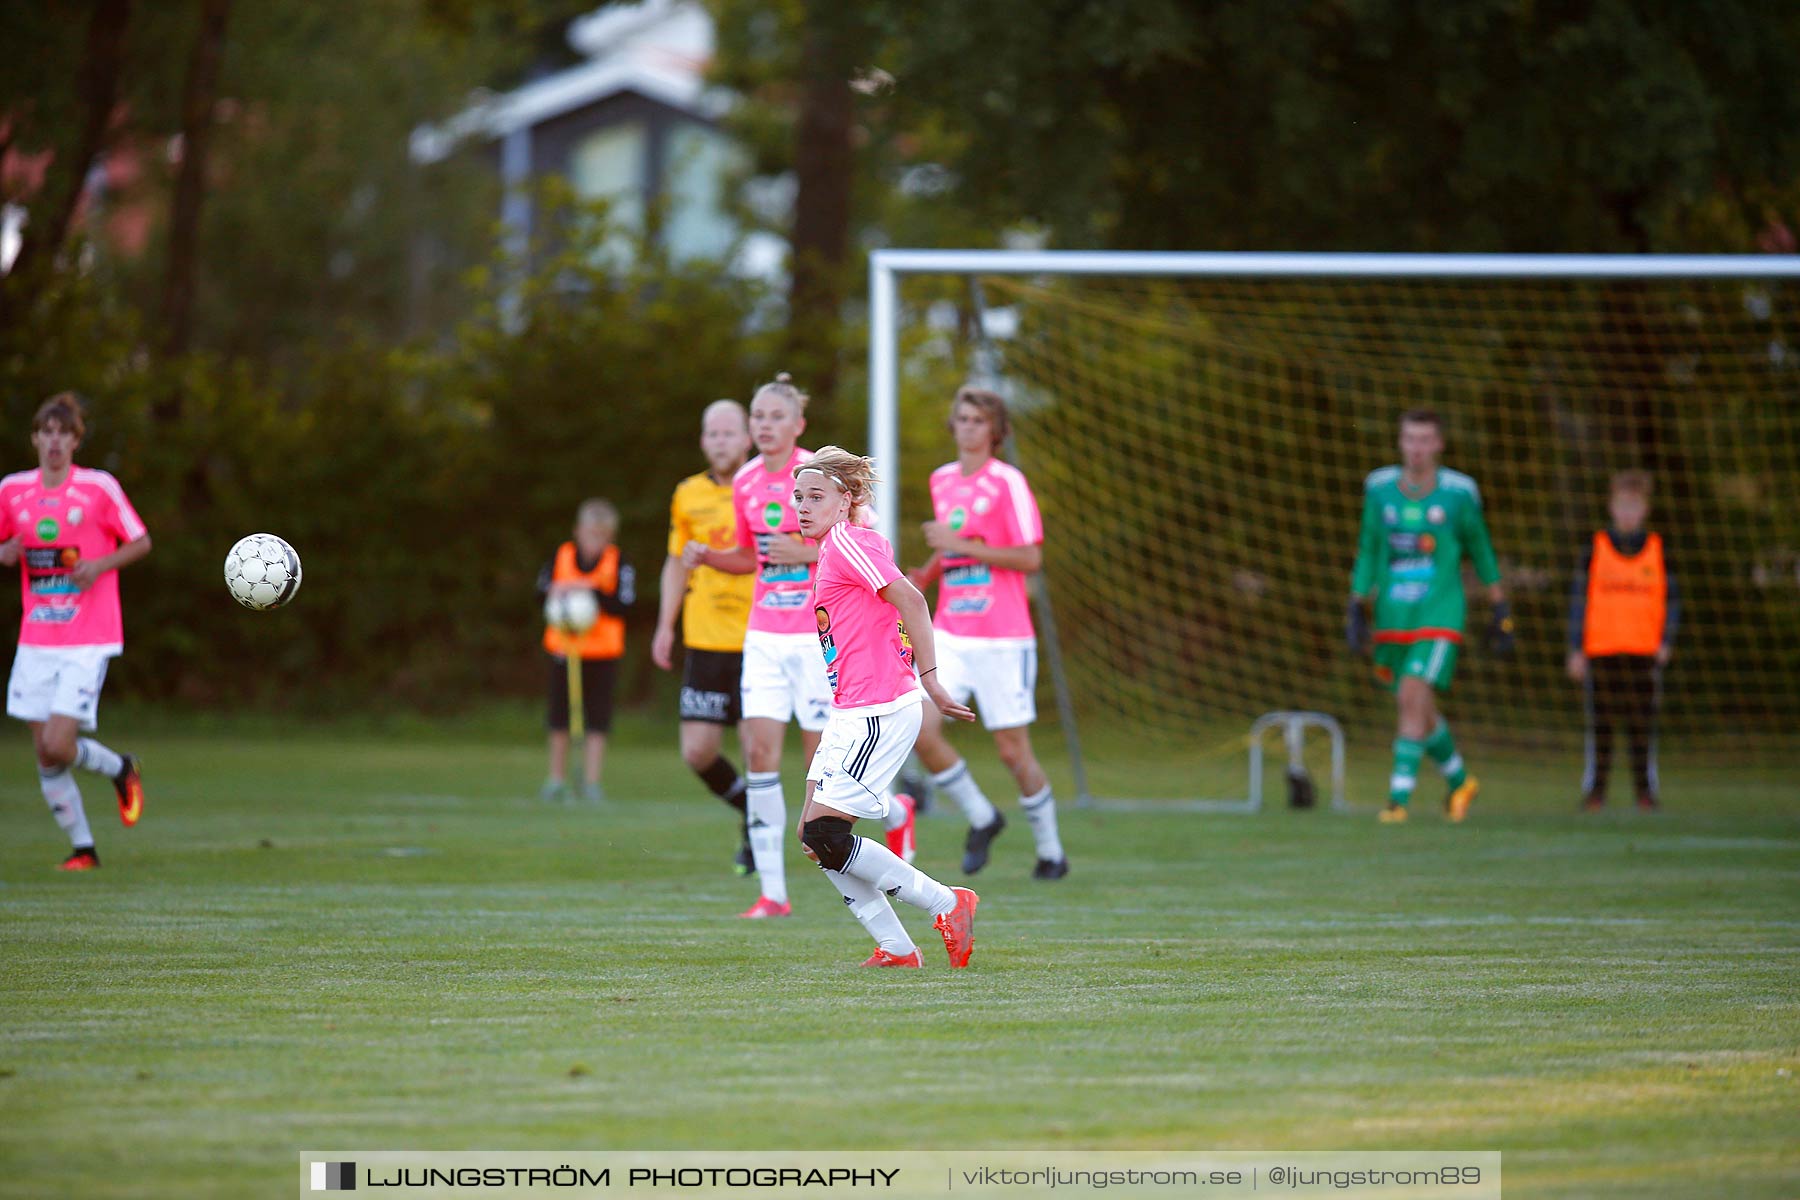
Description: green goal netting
877,256,1800,804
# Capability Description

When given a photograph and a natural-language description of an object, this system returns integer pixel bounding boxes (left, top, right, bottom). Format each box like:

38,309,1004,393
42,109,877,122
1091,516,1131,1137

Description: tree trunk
159,0,232,368
784,3,858,427
0,0,132,313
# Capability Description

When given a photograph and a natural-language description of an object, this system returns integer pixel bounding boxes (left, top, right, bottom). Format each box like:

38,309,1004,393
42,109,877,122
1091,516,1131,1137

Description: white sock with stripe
932,759,998,828
744,772,787,904
75,738,124,779
824,868,916,956
40,765,93,849
1020,784,1064,861
843,837,956,917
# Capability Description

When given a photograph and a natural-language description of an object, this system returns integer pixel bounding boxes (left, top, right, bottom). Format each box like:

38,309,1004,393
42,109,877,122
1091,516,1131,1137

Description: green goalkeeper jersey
1351,466,1500,640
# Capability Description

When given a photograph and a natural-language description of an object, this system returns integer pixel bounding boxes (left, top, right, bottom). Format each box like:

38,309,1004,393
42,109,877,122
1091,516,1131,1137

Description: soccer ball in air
224,534,303,610
544,587,599,635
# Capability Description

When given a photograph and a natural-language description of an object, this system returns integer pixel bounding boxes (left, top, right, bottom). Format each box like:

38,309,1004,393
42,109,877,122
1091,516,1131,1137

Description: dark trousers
1583,654,1661,800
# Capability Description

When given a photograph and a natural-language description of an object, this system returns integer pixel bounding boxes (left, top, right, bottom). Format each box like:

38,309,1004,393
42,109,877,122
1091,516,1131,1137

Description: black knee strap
801,816,856,873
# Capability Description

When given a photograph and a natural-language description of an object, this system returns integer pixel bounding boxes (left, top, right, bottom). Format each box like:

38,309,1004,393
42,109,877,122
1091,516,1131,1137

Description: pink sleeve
0,491,12,541
97,474,148,541
735,486,755,549
838,529,902,594
998,470,1043,547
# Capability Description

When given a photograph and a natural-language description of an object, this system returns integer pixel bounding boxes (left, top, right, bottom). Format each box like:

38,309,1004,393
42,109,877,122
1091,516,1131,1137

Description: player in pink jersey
792,446,980,967
0,394,151,871
681,374,831,918
908,387,1069,880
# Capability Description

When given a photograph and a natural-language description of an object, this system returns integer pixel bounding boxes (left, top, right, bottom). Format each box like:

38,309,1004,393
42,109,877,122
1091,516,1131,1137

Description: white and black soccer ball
544,586,599,635
224,534,303,610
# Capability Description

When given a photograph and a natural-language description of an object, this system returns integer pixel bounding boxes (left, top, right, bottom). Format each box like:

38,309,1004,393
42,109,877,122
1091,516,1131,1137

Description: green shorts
1372,637,1460,693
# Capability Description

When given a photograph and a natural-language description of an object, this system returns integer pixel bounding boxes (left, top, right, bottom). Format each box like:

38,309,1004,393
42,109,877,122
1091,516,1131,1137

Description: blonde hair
575,498,618,533
798,446,879,524
752,372,809,416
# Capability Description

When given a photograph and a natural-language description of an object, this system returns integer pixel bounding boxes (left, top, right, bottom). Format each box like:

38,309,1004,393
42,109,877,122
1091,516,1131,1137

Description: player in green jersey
1347,410,1512,824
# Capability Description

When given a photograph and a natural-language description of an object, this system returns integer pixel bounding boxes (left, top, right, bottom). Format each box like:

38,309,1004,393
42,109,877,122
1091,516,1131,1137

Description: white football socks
844,837,955,917
744,771,787,904
40,765,93,849
825,868,915,956
880,791,907,831
75,738,124,779
932,759,998,828
1020,784,1064,861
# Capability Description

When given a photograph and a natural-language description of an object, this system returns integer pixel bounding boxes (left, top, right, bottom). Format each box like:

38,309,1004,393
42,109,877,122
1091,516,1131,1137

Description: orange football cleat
58,848,100,871
113,754,144,827
933,887,979,968
860,947,922,968
1446,776,1479,824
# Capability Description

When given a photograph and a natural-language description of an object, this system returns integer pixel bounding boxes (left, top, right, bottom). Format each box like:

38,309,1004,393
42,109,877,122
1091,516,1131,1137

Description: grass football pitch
1,710,1795,1198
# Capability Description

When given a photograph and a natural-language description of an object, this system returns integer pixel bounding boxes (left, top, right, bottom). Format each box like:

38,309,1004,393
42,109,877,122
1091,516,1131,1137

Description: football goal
869,251,1800,809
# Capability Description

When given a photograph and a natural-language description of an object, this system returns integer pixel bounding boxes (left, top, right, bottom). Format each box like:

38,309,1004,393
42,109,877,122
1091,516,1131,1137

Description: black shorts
546,655,618,734
679,648,743,725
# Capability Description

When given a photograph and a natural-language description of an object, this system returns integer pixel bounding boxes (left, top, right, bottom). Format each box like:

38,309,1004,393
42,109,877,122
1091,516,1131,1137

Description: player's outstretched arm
688,542,756,575
880,575,975,722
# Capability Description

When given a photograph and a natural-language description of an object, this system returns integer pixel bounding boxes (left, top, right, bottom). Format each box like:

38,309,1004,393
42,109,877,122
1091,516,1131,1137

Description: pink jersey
0,466,148,650
813,522,920,712
928,458,1042,641
734,446,818,635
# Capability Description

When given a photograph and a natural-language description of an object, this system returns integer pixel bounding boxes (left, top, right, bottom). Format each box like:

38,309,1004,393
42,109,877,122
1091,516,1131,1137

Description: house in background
411,0,784,281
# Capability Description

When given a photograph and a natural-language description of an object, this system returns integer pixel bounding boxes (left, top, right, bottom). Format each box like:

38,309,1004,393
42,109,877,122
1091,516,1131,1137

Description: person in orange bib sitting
1566,471,1678,812
538,499,635,803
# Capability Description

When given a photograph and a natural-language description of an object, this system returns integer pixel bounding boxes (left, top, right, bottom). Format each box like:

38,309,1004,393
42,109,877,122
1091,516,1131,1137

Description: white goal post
866,250,1800,810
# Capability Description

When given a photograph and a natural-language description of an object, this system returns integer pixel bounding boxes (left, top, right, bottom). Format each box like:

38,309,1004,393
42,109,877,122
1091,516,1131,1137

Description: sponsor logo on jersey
947,596,992,615
1383,504,1398,526
1402,506,1422,524
68,506,83,527
29,576,79,595
762,501,784,529
944,562,990,587
26,604,80,624
1427,504,1446,525
24,546,76,572
948,506,968,532
36,518,59,540
759,591,810,609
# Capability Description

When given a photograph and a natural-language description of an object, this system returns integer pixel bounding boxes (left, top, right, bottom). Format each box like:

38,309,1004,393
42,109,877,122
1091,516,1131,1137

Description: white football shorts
739,630,833,732
936,632,1037,730
7,643,118,731
806,695,925,820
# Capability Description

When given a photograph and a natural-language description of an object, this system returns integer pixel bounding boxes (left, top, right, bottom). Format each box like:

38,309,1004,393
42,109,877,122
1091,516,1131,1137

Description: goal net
871,254,1800,806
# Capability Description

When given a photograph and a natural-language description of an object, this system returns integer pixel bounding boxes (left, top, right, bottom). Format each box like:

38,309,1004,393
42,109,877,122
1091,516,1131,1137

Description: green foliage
0,199,772,710
709,0,1800,254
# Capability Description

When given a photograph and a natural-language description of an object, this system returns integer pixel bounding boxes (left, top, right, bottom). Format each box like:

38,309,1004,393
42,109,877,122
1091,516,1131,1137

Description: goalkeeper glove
1487,599,1516,657
1345,598,1372,656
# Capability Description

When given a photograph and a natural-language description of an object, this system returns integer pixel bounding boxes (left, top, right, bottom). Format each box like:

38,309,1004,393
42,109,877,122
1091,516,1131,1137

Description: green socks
1389,738,1424,807
1422,721,1468,789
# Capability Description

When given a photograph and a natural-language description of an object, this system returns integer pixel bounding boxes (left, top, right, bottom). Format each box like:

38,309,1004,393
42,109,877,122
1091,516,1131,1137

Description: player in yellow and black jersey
652,400,755,870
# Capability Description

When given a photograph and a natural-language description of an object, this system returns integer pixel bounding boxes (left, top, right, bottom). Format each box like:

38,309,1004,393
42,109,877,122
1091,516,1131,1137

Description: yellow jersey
668,470,752,652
